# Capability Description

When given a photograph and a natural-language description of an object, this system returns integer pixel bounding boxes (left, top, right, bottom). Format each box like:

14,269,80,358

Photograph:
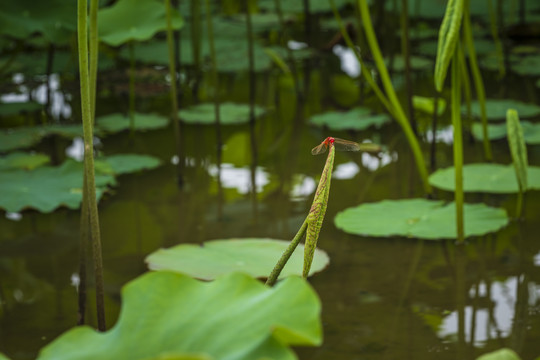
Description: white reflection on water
438,277,525,345
362,151,398,171
290,175,316,201
334,162,359,179
426,126,454,144
208,163,269,194
333,44,361,77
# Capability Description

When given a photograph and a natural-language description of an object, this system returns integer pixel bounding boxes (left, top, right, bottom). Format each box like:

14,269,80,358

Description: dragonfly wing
332,137,362,152
311,143,328,155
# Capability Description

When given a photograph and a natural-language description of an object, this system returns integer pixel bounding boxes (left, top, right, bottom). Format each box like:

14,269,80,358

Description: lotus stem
452,45,464,243
77,0,106,331
266,217,309,286
129,41,135,135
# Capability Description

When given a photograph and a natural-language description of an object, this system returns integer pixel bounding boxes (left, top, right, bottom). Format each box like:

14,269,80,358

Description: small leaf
308,107,391,131
37,271,322,360
97,154,162,175
434,0,464,91
96,113,169,134
304,145,335,277
179,103,266,125
412,96,446,116
146,238,330,280
464,99,540,120
506,109,528,191
335,199,508,240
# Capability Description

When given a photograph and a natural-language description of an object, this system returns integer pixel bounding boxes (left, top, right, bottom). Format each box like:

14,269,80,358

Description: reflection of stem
129,41,135,135
266,217,308,286
166,0,184,186
77,0,106,331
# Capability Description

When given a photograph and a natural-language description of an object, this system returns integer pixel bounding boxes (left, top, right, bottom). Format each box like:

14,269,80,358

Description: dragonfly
311,137,381,155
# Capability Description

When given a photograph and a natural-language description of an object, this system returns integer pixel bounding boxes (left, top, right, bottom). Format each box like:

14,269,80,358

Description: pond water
2,2,540,360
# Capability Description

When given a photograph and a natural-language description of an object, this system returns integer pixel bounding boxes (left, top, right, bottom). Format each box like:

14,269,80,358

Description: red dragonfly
311,137,381,155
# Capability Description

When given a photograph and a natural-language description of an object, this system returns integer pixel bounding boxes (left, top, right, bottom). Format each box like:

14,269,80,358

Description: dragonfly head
327,137,335,145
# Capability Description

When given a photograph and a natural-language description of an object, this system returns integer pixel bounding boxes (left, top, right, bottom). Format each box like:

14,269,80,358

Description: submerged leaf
335,199,508,240
38,271,322,360
506,109,528,191
429,164,540,193
146,238,330,280
304,145,335,278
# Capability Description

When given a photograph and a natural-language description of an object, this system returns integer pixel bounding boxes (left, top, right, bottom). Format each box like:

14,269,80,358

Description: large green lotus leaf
0,152,50,170
0,0,76,43
146,238,330,280
37,271,322,360
0,160,115,213
98,0,184,46
463,99,540,120
471,121,540,144
0,101,42,116
96,113,169,133
308,107,390,131
0,127,44,152
334,199,508,240
97,154,162,175
476,348,522,360
429,164,540,193
179,103,266,125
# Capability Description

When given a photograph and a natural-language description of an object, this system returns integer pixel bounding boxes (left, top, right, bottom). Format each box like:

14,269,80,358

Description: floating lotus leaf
0,152,49,170
179,103,266,125
98,0,184,46
512,55,540,76
308,107,390,131
37,271,322,360
334,199,508,240
259,0,353,13
0,127,43,152
463,99,540,120
471,121,540,144
42,124,86,139
0,0,76,43
429,164,540,193
96,113,169,133
0,102,42,116
146,238,330,280
413,96,446,115
97,154,162,175
476,348,522,360
0,160,115,213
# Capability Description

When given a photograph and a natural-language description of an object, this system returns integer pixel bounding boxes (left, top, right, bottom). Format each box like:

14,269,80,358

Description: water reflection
207,163,269,194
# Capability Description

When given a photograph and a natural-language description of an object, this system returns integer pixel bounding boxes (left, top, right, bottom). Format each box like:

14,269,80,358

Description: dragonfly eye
329,137,335,144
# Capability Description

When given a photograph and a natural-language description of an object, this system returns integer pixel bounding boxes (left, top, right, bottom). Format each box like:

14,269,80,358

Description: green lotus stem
357,0,432,194
77,0,106,330
458,46,471,132
266,217,309,286
452,45,464,243
506,109,528,218
89,0,98,120
77,182,89,325
434,0,464,92
303,145,335,278
399,0,417,133
463,0,492,160
129,41,135,134
165,0,183,183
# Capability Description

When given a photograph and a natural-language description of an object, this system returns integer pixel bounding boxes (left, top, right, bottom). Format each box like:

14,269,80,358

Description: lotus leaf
308,107,390,131
96,113,169,133
335,199,508,240
0,102,42,116
0,127,44,152
98,0,184,46
463,99,540,120
0,160,115,213
259,0,353,13
97,154,162,175
476,348,522,360
37,271,322,360
472,121,540,144
429,164,540,193
512,55,540,76
386,55,433,72
0,152,49,170
179,103,266,125
0,0,76,43
42,124,86,139
146,238,330,280
413,96,446,115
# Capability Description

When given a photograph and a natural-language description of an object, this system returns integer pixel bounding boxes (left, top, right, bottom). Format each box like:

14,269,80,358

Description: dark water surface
2,12,540,360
